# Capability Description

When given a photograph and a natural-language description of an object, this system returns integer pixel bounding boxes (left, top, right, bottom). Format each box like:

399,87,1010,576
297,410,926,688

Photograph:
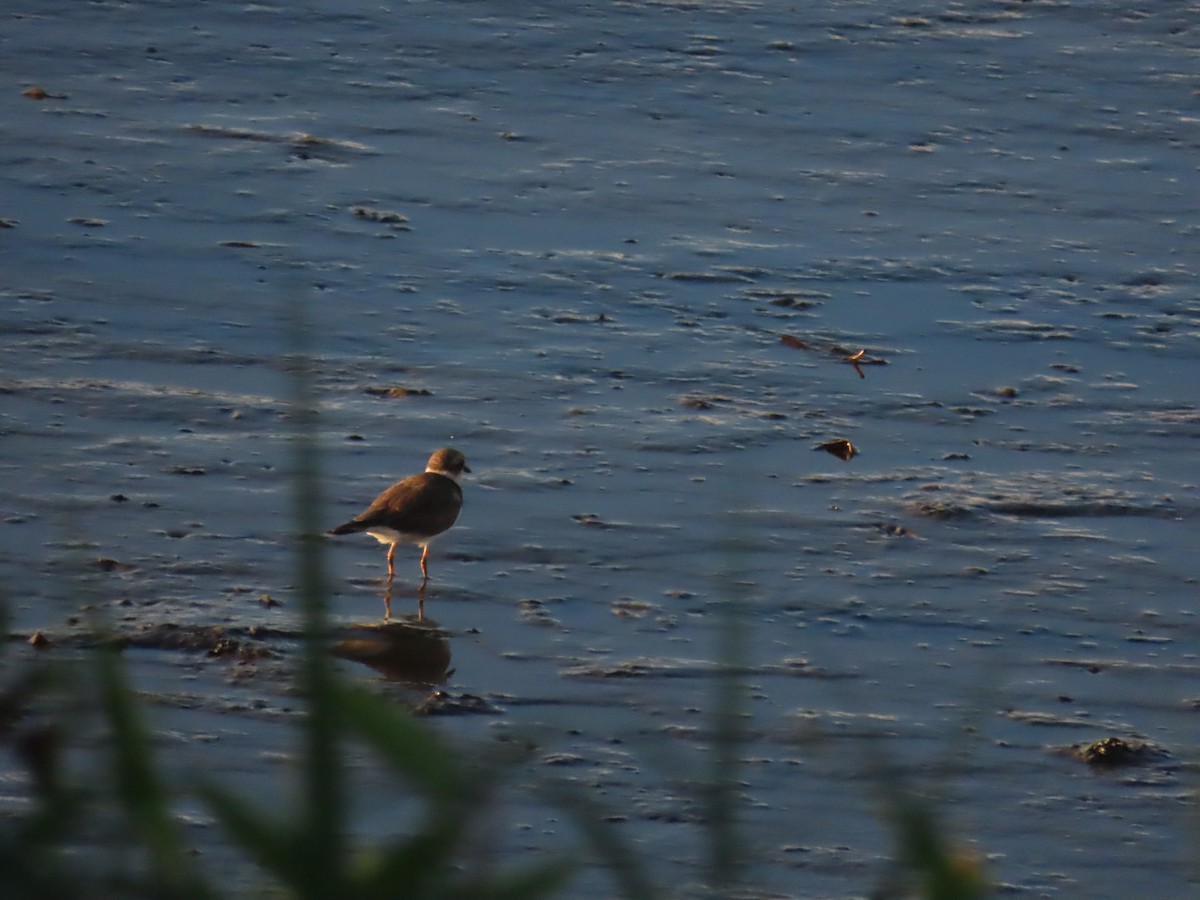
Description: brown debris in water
93,557,137,574
414,690,498,716
23,86,67,100
572,513,611,528
780,334,883,378
351,206,410,227
678,394,729,410
130,624,279,660
742,289,823,309
363,385,432,398
816,439,858,461
11,624,283,664
1073,736,1168,768
612,598,656,618
867,522,915,537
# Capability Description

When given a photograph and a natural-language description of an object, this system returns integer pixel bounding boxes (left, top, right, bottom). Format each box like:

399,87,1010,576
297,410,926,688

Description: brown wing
329,472,462,538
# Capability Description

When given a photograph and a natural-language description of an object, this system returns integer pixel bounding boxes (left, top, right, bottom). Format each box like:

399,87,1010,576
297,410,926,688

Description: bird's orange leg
386,543,396,578
420,545,430,581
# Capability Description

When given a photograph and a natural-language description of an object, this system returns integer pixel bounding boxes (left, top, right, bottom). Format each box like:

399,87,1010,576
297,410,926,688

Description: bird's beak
463,465,472,474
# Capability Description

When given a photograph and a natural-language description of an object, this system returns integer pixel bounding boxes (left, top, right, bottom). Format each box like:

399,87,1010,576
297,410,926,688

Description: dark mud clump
1072,736,1169,768
12,624,282,662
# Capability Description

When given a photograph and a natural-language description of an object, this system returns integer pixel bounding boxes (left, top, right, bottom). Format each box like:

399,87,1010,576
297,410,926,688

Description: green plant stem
98,646,210,898
287,299,345,895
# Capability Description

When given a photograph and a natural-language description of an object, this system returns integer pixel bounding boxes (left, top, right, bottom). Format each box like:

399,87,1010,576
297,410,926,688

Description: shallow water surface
2,1,1199,896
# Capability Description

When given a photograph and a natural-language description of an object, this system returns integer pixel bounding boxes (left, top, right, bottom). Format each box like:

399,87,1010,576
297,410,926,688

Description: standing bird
328,447,469,582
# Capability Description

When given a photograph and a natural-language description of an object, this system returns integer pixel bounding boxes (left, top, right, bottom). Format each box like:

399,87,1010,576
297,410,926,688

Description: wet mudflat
2,1,1198,896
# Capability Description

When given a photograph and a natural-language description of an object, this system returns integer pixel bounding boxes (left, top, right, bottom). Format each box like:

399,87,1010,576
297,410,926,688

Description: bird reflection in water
375,578,429,621
332,612,453,686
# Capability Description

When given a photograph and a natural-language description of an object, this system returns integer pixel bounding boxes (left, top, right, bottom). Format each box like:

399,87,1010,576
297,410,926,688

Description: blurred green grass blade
201,785,303,889
355,827,460,896
889,795,988,900
97,646,211,899
356,830,572,900
475,860,575,900
333,680,467,798
0,815,82,898
286,293,346,888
